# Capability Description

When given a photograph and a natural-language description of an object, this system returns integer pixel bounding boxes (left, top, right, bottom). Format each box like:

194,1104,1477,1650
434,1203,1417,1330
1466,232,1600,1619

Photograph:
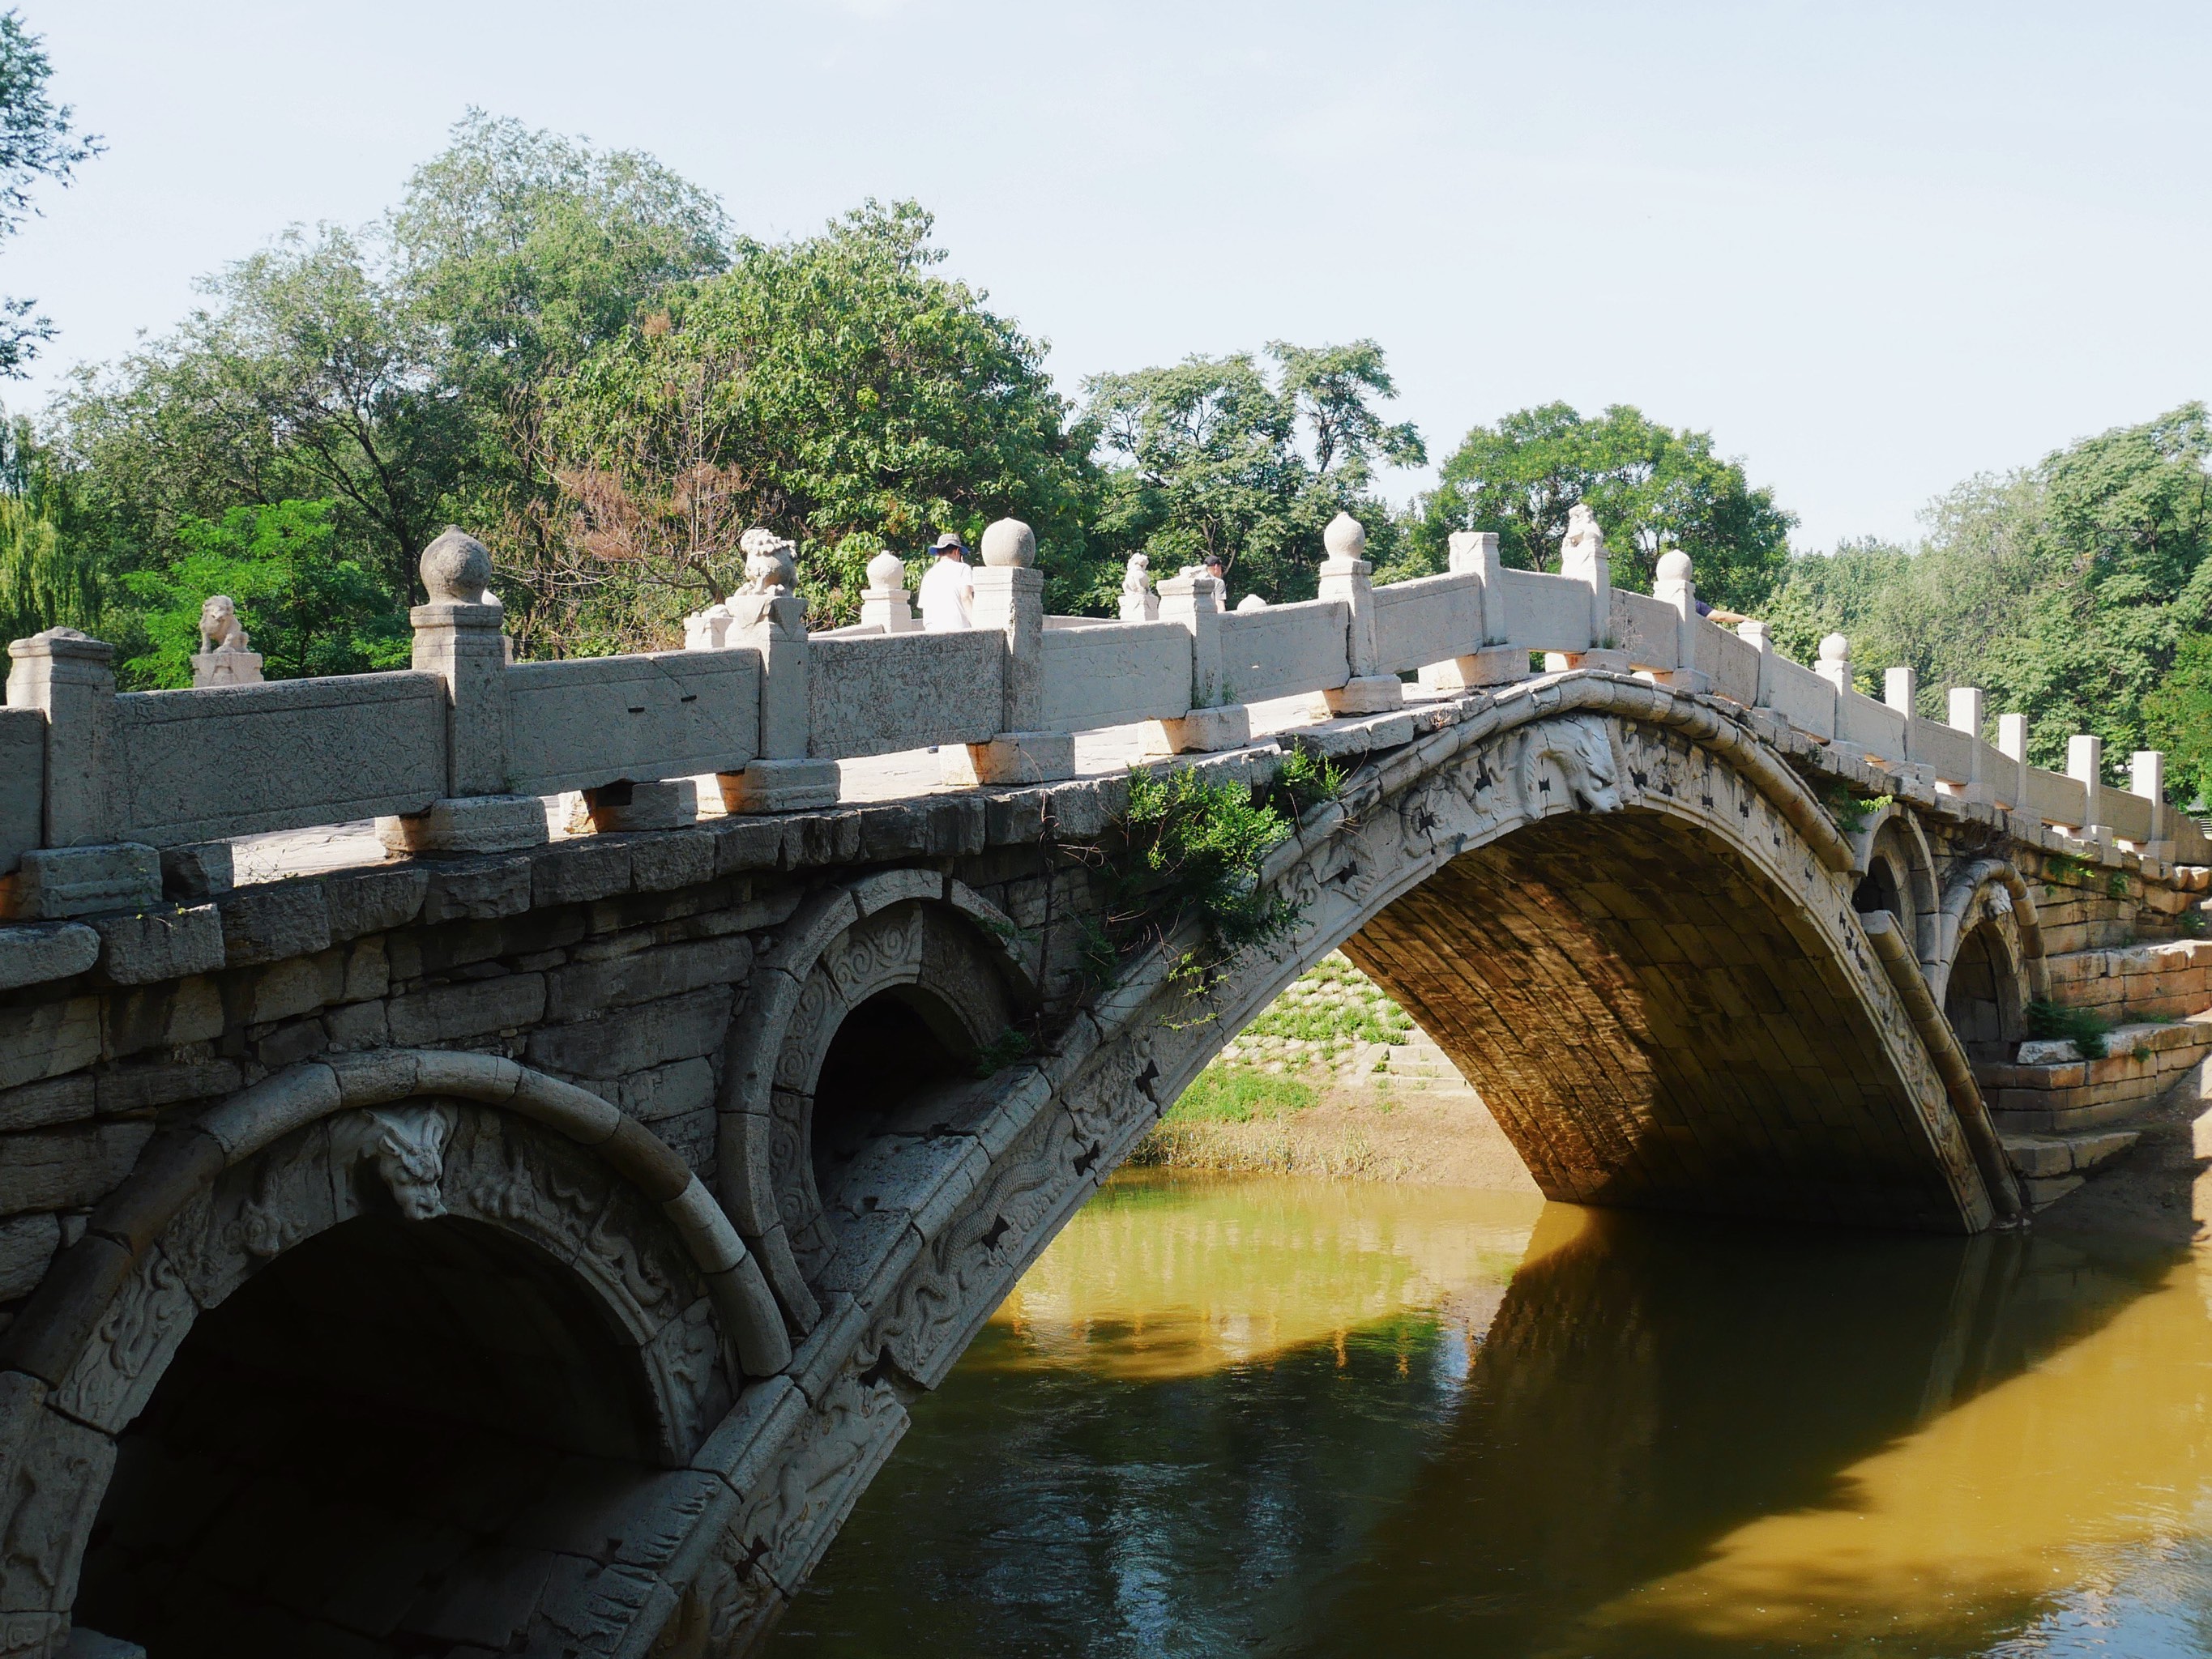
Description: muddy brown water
762,1168,2212,1657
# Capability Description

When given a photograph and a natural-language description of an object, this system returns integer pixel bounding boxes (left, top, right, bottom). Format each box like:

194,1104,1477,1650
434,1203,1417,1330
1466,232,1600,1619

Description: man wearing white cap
916,531,975,632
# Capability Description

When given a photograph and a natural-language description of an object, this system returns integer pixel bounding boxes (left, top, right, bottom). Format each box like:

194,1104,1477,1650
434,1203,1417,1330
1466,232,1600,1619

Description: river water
766,1171,2212,1657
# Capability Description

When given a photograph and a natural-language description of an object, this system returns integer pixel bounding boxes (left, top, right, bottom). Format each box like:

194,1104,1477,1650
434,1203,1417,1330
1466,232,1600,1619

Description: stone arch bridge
0,522,2205,1657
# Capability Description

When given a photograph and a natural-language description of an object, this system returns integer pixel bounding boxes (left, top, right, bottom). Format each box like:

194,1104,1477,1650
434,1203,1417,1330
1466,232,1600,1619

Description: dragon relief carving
1516,716,1623,816
341,1103,458,1219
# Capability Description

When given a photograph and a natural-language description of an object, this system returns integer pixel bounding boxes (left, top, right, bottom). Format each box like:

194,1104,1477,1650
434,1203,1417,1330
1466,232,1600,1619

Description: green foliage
0,10,99,374
1766,405,2212,779
971,1026,1034,1078
1240,954,1412,1057
1163,1066,1316,1125
117,500,408,688
1081,765,1302,995
532,200,1092,638
1818,783,1889,834
1403,403,1794,612
2026,998,2111,1060
1271,745,1344,815
1080,339,1422,609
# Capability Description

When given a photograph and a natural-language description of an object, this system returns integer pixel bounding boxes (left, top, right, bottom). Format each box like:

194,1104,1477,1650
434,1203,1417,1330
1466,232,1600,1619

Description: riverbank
1130,1090,1540,1191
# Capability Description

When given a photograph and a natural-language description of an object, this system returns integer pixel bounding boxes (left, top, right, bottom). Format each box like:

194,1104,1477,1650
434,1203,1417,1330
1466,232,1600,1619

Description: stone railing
2,514,2203,922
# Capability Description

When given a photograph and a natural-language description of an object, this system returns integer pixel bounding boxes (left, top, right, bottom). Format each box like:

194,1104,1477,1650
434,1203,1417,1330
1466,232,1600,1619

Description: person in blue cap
917,531,974,632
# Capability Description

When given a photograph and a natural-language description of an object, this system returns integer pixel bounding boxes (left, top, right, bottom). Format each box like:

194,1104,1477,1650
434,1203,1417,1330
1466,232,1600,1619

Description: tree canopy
1405,403,1794,612
1764,403,2212,789
1080,339,1423,608
0,8,99,375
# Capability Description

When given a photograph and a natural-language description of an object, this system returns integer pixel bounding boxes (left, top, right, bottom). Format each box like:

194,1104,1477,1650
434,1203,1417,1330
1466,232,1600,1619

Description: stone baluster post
1316,512,1403,715
1814,633,1852,695
0,628,164,919
1994,711,2029,811
1736,619,1774,712
719,583,839,814
378,528,545,855
1885,665,1916,714
1943,686,1991,802
2067,733,2108,844
1651,549,1709,693
860,550,919,633
2131,749,2171,859
942,518,1076,786
1147,565,1250,755
1420,531,1527,691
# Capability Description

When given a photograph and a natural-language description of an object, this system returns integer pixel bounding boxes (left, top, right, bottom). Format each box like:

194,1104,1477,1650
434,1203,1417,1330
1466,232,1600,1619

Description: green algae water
765,1171,2212,1657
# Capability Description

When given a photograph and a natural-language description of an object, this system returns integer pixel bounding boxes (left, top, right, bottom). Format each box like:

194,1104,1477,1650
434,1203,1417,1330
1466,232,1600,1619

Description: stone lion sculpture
739,527,799,596
199,595,250,654
1558,503,1607,584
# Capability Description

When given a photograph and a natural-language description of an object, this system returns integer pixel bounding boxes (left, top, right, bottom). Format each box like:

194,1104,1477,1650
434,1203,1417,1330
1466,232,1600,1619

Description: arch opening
812,987,975,1201
1854,859,1902,919
75,1213,662,1659
1342,809,1976,1230
1944,919,2023,1064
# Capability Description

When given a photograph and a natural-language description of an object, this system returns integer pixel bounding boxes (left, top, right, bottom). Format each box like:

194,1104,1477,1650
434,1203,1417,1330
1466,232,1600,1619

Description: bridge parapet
2,519,2201,923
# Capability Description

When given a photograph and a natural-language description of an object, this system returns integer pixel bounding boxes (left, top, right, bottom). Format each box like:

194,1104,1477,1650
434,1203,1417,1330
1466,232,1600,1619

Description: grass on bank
1164,1067,1317,1124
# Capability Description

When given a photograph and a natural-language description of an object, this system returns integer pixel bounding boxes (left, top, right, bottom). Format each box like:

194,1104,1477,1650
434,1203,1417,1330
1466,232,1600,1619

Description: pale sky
14,0,2212,551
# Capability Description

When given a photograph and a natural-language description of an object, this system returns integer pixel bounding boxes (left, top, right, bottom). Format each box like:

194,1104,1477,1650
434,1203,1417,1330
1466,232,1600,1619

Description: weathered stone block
342,936,390,1002
532,839,631,907
378,792,549,855
92,1060,241,1116
218,881,331,966
244,948,347,1025
566,778,698,834
629,830,715,893
941,731,1075,787
526,985,732,1079
0,998,99,1090
323,997,390,1050
157,841,233,901
88,903,224,987
0,923,98,992
423,856,534,923
711,816,783,876
0,1076,93,1133
545,936,752,1021
0,1212,61,1299
614,1057,716,1124
386,972,548,1046
325,864,428,938
0,843,161,921
719,757,839,814
0,1120,153,1211
255,1017,331,1068
98,977,222,1063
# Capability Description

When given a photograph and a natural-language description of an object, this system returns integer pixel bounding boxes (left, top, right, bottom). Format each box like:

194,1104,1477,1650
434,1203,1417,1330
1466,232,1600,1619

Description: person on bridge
918,532,975,632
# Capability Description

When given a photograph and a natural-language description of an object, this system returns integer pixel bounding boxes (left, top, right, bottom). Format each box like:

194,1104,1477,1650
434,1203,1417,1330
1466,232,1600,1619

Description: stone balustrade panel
1697,618,1761,706
506,649,762,796
1760,652,1838,740
1905,715,1976,787
113,672,448,847
1610,590,1680,671
1497,567,1595,652
2105,787,2155,843
1218,599,1351,703
1371,572,1485,674
1038,622,1193,730
1836,687,1907,759
807,631,1003,761
2023,765,2090,828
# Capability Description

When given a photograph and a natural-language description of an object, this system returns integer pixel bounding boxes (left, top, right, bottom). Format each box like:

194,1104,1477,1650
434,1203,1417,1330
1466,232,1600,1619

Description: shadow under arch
75,1212,663,1657
1344,809,1972,1229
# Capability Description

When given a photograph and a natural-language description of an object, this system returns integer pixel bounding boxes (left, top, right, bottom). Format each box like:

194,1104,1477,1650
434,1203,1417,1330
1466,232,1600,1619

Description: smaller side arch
719,872,1038,1326
1928,859,2048,1009
1850,804,1941,964
0,1050,789,1409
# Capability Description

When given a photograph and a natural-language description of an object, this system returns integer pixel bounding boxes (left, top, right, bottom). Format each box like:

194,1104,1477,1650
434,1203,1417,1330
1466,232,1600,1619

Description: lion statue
1558,503,1607,585
198,594,250,654
738,527,798,596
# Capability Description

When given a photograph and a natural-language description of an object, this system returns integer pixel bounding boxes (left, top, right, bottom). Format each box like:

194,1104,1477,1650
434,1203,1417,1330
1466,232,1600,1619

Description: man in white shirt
916,532,974,632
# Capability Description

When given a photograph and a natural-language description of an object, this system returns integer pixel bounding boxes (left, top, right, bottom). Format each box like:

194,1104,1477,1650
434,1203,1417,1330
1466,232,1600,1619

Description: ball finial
980,518,1036,569
1656,548,1693,584
421,527,493,604
1818,632,1851,665
865,549,906,592
1322,512,1368,561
